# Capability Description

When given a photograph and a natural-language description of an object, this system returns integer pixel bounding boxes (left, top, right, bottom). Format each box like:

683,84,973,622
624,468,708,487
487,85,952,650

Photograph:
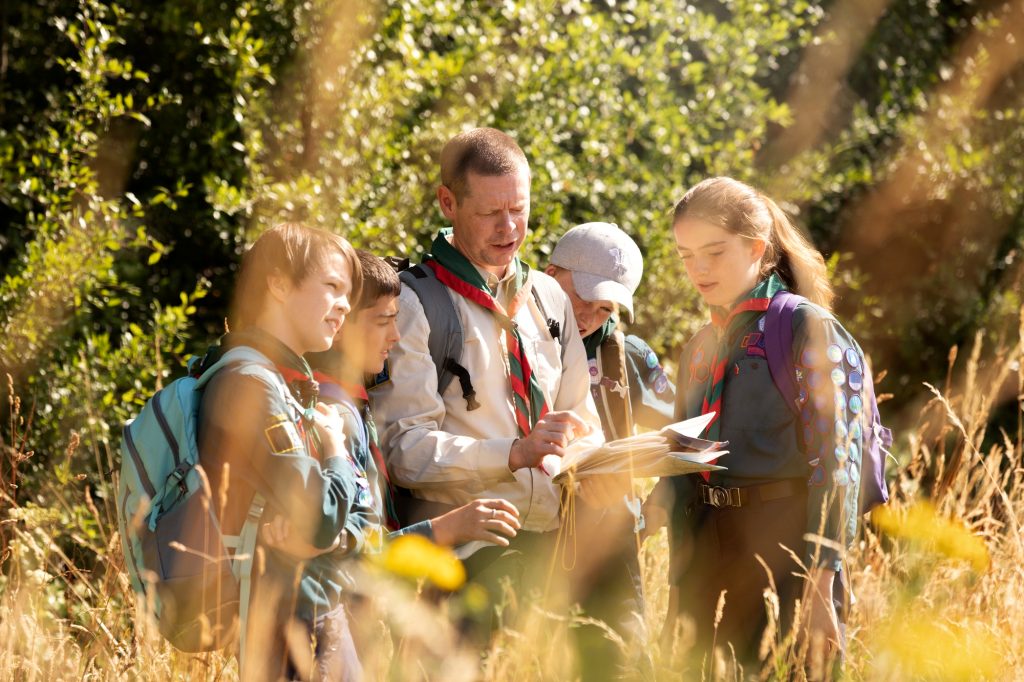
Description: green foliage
3,1,1024,636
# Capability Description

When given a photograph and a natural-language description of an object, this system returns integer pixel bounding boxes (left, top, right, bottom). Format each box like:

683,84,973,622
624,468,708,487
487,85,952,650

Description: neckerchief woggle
424,229,548,436
698,274,786,481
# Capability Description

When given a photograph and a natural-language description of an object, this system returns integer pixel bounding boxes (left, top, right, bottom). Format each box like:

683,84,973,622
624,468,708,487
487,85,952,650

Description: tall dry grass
1,307,1022,681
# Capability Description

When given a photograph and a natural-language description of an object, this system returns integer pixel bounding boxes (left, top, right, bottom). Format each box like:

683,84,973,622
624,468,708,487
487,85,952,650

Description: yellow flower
871,612,1002,680
873,501,989,572
376,533,466,591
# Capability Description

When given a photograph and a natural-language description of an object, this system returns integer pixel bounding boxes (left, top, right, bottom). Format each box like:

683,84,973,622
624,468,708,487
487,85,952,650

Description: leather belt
698,479,805,509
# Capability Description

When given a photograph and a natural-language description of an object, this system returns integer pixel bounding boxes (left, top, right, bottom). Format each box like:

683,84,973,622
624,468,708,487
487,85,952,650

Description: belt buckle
704,485,738,508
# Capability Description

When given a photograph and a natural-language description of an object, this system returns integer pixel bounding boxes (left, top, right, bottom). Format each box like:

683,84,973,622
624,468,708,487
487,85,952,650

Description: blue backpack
762,291,894,513
116,346,294,656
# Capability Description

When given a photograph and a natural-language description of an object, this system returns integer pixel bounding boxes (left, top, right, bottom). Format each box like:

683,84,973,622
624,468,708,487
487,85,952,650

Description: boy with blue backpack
119,222,372,681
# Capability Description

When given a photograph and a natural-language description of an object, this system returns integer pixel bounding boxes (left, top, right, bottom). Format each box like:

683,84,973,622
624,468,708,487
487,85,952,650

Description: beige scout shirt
370,261,603,534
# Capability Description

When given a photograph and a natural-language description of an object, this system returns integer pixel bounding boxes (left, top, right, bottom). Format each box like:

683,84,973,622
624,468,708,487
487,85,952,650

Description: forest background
2,0,1024,679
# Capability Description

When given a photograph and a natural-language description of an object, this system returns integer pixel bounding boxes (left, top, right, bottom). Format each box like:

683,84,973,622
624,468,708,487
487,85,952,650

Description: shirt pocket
722,356,794,434
528,337,562,405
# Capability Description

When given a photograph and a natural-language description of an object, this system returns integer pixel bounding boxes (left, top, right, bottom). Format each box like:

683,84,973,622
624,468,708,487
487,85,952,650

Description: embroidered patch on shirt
265,415,302,454
367,359,391,389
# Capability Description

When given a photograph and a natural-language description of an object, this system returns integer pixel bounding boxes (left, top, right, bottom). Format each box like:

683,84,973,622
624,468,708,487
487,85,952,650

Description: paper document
547,413,729,483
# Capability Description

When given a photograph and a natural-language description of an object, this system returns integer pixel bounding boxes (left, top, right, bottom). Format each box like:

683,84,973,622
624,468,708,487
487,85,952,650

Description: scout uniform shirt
316,375,434,542
665,283,865,572
371,255,603,535
197,330,372,625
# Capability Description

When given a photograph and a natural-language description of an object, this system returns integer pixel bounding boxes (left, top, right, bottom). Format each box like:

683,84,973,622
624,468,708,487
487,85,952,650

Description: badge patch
367,359,391,389
827,344,843,364
588,358,600,384
654,373,669,394
645,350,658,369
692,363,710,382
265,416,302,454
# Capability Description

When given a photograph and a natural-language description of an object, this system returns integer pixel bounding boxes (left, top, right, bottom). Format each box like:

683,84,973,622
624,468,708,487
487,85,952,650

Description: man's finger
480,498,520,518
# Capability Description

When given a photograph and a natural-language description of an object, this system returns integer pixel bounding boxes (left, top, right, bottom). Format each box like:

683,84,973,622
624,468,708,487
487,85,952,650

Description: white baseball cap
549,222,643,320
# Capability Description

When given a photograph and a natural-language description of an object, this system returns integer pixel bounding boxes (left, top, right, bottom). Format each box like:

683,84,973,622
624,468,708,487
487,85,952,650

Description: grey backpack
392,260,571,410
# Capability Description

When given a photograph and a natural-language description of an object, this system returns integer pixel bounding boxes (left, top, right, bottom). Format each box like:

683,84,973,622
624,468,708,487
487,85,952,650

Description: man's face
276,252,352,355
439,167,531,277
546,266,616,339
338,294,400,375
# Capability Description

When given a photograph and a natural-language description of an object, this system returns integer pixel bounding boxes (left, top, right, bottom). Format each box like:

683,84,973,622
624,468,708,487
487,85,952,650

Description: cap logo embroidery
610,247,627,277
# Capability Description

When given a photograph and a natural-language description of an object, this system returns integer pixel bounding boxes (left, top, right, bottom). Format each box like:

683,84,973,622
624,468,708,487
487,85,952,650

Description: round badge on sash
850,419,863,440
827,344,843,364
645,350,659,369
801,349,816,367
845,348,860,367
835,419,849,441
834,446,848,464
849,395,864,415
830,367,846,386
848,371,864,392
833,469,850,486
848,442,860,463
588,359,600,384
835,391,847,414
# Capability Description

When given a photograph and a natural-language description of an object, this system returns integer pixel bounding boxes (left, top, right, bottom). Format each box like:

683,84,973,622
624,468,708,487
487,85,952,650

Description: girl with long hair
651,177,868,668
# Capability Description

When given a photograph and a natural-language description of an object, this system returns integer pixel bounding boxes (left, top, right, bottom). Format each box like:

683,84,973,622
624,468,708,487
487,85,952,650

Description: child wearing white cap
544,221,675,680
545,221,675,440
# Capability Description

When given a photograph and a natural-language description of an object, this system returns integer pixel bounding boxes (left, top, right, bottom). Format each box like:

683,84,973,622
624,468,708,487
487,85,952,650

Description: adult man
371,128,603,585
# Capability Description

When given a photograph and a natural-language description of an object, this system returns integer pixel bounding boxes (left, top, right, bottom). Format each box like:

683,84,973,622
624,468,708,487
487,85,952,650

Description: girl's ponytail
759,195,834,310
673,177,834,311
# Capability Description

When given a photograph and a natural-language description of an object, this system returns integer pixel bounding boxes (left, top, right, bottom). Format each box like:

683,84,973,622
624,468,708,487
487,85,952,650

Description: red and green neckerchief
424,230,548,436
699,274,786,481
340,378,402,532
312,370,401,532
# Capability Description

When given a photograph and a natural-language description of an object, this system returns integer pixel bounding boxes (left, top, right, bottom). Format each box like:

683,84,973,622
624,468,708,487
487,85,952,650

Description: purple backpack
764,291,893,513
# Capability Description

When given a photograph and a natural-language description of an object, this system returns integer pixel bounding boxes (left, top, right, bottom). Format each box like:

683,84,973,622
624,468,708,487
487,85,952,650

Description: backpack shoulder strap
222,492,266,667
400,264,463,396
530,274,572,358
764,290,804,417
597,329,633,439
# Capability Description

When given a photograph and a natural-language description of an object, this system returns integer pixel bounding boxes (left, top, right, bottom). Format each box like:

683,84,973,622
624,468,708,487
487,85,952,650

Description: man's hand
260,515,344,559
430,498,521,547
508,410,591,472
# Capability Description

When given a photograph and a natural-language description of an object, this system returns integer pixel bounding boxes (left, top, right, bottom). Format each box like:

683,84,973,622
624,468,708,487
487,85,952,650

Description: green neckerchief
426,228,530,294
583,317,617,361
708,273,787,343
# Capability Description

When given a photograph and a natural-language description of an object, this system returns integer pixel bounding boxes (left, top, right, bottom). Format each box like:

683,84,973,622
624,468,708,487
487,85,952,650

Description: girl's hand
803,568,842,669
430,498,521,547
